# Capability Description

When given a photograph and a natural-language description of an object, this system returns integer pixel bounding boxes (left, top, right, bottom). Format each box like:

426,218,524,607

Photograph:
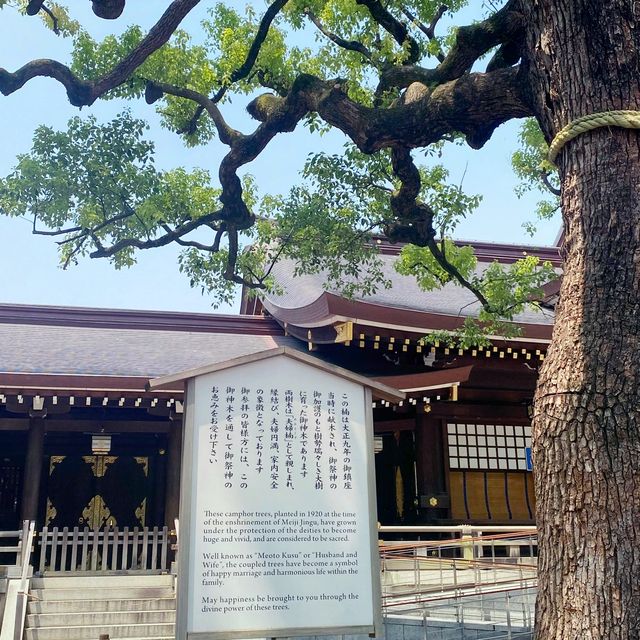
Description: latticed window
447,423,532,471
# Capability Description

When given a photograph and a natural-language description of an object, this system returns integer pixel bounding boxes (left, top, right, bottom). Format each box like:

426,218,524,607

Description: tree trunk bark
520,1,640,638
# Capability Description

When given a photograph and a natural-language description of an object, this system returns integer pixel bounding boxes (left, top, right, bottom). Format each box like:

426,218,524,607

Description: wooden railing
37,526,171,573
0,521,32,567
0,522,35,640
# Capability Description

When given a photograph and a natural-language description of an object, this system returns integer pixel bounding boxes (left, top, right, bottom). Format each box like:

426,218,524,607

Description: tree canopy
0,0,557,341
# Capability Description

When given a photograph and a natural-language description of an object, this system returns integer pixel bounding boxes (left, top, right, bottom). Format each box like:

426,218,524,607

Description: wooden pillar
21,413,46,523
414,413,447,520
164,412,183,529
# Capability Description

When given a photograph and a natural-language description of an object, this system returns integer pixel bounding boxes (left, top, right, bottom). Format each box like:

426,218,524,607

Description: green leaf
512,118,560,235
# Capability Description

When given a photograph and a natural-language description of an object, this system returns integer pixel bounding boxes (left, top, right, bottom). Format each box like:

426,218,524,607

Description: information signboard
150,348,403,640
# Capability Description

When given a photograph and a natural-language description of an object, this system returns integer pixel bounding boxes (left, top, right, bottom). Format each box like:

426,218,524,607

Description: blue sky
0,2,559,314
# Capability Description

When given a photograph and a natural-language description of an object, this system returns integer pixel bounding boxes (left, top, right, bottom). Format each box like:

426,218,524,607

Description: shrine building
0,238,560,540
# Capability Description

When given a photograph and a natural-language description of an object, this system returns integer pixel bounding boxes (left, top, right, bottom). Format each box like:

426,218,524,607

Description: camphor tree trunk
521,1,640,638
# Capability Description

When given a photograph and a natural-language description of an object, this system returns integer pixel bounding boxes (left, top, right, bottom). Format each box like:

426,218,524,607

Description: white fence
37,526,171,573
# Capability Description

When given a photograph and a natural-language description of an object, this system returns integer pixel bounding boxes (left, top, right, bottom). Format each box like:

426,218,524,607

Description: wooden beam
426,403,530,421
43,420,171,433
373,418,415,432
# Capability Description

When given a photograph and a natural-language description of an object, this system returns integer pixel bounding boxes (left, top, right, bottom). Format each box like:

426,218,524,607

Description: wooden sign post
149,347,404,640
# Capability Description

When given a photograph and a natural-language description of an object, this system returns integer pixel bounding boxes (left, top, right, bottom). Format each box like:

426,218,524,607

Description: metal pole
414,545,419,594
526,586,534,631
452,554,458,591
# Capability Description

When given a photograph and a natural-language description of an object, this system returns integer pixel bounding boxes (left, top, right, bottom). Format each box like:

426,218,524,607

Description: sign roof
148,346,405,403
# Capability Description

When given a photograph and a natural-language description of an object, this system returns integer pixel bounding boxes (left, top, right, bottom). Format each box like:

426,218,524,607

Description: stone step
25,622,175,640
30,574,173,590
28,597,176,614
26,609,176,628
29,586,175,601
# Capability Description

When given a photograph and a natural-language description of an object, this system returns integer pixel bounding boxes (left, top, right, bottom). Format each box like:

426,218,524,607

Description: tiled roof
262,254,557,327
0,321,298,379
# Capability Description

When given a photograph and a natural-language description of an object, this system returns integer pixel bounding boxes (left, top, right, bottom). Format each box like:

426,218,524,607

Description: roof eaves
264,292,553,342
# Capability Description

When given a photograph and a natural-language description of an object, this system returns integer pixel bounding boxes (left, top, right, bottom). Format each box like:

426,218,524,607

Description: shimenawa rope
548,110,640,163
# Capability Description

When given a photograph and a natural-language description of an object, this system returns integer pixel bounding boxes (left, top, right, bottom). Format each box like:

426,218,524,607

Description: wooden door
374,431,417,525
45,455,149,529
0,456,23,530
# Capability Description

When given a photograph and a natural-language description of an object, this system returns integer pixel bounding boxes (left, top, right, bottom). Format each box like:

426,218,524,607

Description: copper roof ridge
370,236,562,265
0,302,284,335
369,233,561,250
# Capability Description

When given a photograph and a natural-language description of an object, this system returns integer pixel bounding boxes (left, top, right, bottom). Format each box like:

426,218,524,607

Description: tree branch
40,3,60,34
144,80,242,145
0,0,201,106
426,4,447,39
427,237,490,308
22,63,527,292
214,0,290,101
383,146,437,245
25,0,45,16
220,226,267,288
95,0,201,96
301,67,531,153
354,0,420,64
87,210,225,258
91,0,125,20
32,216,82,237
61,238,88,269
31,75,320,283
305,10,374,62
541,171,561,196
0,60,91,106
377,0,523,92
161,223,226,251
385,146,493,309
56,210,137,246
258,237,291,283
400,4,447,62
179,0,290,136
